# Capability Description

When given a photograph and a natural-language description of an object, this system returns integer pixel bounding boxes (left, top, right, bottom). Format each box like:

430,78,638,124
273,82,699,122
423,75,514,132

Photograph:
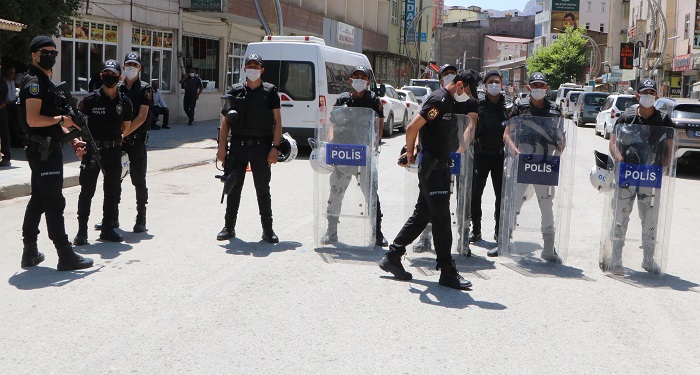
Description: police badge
29,83,40,95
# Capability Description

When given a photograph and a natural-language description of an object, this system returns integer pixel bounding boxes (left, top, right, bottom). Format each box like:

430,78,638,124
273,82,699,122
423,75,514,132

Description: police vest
227,83,276,137
476,97,510,155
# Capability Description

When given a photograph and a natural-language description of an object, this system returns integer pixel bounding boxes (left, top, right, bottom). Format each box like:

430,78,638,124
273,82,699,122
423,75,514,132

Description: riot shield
599,123,676,276
313,106,378,248
403,114,473,256
498,116,576,264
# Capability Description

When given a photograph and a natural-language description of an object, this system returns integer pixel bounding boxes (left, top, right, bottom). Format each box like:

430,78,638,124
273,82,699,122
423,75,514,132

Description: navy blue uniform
76,89,133,232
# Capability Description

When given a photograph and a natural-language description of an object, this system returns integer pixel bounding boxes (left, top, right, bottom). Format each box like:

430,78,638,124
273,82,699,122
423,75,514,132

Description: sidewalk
0,119,220,201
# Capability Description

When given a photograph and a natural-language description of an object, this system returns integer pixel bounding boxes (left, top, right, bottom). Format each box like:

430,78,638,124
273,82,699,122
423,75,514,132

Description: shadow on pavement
222,239,301,257
123,233,155,244
500,259,596,281
606,271,700,292
74,242,134,260
408,255,496,280
8,266,102,290
381,278,508,310
314,245,384,265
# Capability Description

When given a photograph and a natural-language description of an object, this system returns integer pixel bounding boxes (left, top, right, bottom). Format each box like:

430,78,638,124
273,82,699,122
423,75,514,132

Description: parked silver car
655,97,700,163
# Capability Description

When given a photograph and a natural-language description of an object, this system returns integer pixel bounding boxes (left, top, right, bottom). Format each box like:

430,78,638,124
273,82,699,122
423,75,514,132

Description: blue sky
444,0,531,11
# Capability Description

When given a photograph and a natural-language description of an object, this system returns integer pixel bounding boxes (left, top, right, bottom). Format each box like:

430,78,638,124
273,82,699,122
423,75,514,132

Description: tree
526,26,588,89
0,0,82,67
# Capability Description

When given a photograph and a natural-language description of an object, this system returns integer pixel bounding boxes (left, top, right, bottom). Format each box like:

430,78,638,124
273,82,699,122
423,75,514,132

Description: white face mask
441,74,456,87
245,69,261,81
453,91,469,102
351,78,367,92
487,83,501,96
530,88,546,101
639,94,656,108
124,66,139,80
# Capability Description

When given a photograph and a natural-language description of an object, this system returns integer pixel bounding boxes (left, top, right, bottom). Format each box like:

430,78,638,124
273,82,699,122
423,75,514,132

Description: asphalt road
1,122,699,373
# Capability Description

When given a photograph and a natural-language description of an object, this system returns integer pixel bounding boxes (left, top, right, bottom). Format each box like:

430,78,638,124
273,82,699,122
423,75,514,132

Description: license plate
694,131,700,137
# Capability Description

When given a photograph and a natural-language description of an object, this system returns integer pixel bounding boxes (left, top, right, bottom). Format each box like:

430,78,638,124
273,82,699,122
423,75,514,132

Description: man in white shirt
150,79,169,129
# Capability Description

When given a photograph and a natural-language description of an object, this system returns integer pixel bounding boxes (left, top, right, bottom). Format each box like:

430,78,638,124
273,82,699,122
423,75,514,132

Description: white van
555,83,583,111
243,36,379,145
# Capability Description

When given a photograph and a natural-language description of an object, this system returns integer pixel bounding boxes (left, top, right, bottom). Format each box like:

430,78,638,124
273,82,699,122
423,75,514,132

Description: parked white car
400,85,432,104
380,84,409,137
396,89,421,121
595,94,638,139
517,92,529,106
563,89,584,118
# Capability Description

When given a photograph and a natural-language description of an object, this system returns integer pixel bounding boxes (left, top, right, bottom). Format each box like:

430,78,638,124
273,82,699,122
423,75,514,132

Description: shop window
226,42,247,89
131,28,175,91
183,35,220,90
59,20,118,92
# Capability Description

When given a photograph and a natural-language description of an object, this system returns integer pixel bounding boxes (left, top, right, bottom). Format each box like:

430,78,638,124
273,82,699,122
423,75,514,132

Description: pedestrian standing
150,79,169,129
216,53,282,243
321,65,388,247
19,36,93,271
379,71,474,290
471,71,514,253
73,60,133,246
180,68,203,126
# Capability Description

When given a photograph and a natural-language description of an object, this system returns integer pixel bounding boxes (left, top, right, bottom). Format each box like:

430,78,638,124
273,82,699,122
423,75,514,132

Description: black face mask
102,75,120,88
37,55,56,70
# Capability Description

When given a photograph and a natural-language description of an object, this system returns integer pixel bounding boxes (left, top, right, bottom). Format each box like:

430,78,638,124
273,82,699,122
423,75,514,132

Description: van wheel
399,111,408,132
383,113,394,137
603,125,610,140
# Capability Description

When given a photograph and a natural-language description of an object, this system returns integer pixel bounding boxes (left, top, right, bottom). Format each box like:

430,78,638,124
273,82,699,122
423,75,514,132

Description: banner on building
189,0,222,11
695,0,700,49
620,43,634,69
405,0,416,41
673,54,692,72
337,22,355,45
434,0,444,29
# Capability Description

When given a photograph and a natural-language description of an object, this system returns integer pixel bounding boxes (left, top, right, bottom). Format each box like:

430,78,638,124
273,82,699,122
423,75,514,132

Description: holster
419,152,448,181
28,135,56,161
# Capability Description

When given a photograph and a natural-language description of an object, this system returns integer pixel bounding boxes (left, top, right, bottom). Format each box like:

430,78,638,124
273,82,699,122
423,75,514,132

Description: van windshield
616,97,638,110
584,93,608,105
260,61,315,101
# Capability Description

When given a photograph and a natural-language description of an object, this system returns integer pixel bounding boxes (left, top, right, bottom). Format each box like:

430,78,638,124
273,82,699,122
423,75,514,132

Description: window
391,0,399,25
600,23,604,32
586,23,590,30
183,35,220,90
226,42,247,89
131,27,175,92
262,61,315,101
59,20,118,92
587,1,591,11
601,2,606,12
685,13,691,39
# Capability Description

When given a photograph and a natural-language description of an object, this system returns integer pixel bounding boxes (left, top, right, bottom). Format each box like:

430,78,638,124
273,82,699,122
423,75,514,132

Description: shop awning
0,19,27,32
429,63,440,73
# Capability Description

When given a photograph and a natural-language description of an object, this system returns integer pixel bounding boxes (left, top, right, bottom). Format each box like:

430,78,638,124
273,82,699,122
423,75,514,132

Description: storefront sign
552,0,579,12
405,0,416,38
620,43,634,69
435,0,444,29
190,0,221,11
695,0,700,49
673,54,692,72
337,22,355,45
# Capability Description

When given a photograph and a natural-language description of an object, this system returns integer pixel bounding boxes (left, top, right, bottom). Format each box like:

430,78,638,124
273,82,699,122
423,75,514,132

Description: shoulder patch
116,103,123,115
145,90,152,100
427,106,440,120
29,83,40,96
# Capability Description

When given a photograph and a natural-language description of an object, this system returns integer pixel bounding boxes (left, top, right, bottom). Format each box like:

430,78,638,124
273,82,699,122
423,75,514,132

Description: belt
96,140,121,148
230,138,271,147
125,131,148,140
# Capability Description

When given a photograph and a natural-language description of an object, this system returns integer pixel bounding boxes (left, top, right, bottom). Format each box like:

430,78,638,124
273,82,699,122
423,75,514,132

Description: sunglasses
37,49,59,57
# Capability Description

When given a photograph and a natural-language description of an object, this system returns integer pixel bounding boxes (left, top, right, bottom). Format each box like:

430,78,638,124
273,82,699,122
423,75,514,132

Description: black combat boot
321,218,339,245
379,244,412,280
21,243,45,268
73,221,89,246
375,208,388,247
468,222,481,242
99,227,124,242
261,217,279,244
56,244,94,271
216,225,235,241
438,259,472,290
133,206,147,233
94,220,119,230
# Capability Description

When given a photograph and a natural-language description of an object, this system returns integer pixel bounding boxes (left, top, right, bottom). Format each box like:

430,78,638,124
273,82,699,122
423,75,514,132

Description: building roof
485,35,532,44
0,18,27,32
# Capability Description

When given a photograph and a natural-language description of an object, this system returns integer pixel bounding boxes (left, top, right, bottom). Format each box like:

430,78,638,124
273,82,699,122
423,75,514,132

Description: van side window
325,62,361,95
261,61,315,101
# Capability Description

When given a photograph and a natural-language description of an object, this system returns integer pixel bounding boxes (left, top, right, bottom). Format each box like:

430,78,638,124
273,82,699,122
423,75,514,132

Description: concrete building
444,5,489,23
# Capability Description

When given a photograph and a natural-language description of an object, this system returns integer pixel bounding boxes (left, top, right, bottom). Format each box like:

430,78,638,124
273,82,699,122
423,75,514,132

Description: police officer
413,65,480,252
73,60,133,245
472,70,514,252
321,65,387,247
19,36,93,271
216,53,282,243
501,72,565,261
379,71,474,290
100,52,152,233
604,79,674,274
